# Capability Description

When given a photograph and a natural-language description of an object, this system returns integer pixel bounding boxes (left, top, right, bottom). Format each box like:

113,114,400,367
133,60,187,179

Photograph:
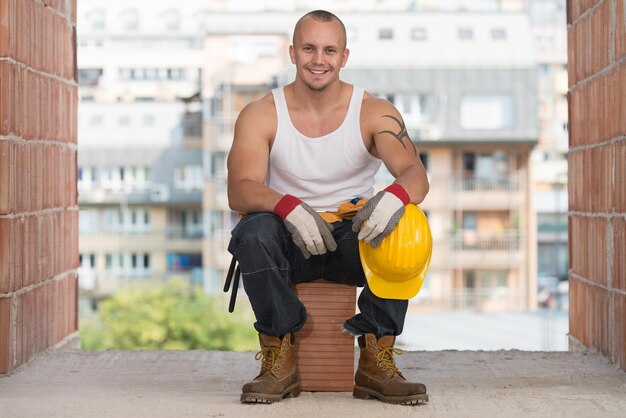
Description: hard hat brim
359,240,432,300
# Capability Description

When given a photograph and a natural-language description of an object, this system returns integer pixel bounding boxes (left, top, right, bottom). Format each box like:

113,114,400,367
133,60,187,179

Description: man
227,10,430,405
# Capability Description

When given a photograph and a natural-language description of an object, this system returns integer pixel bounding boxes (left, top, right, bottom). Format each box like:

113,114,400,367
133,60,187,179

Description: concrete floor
1,348,625,418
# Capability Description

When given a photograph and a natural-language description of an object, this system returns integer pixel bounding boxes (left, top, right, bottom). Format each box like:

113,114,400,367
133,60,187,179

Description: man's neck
288,80,347,111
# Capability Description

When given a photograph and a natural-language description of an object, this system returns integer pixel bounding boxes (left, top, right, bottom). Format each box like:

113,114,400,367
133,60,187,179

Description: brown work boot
353,333,428,405
240,333,301,403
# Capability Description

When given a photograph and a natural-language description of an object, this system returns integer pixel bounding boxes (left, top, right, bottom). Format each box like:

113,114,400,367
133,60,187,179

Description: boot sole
241,383,301,404
353,385,429,405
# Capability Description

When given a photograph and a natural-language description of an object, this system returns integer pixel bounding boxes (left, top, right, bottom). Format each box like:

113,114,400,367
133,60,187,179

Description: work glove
352,184,410,248
274,194,337,259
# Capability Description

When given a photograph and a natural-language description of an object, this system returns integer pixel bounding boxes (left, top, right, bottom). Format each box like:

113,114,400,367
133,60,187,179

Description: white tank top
268,86,382,212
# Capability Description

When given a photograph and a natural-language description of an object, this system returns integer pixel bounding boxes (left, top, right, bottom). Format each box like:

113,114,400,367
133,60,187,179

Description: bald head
292,10,347,50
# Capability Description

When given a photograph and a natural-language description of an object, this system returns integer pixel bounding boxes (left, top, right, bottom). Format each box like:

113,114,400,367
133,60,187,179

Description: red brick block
613,292,626,371
33,0,43,71
616,0,626,62
568,146,614,212
616,140,626,212
293,280,356,392
613,218,626,291
569,277,610,356
0,139,13,214
570,216,608,286
570,1,611,85
606,66,626,142
0,61,9,137
0,0,9,57
0,217,10,292
568,0,604,24
567,84,582,147
0,297,12,374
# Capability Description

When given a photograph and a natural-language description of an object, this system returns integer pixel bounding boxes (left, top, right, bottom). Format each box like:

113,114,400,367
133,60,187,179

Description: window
458,27,474,40
174,165,203,191
378,28,394,40
491,28,507,40
411,28,427,41
78,69,103,86
91,115,103,126
79,210,99,234
121,9,139,30
346,27,358,42
162,10,180,31
90,9,106,30
80,253,96,268
119,116,130,126
143,115,155,126
460,95,514,130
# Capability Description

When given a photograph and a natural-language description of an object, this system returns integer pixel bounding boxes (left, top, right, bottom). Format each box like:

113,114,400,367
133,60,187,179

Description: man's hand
352,184,410,248
274,195,337,259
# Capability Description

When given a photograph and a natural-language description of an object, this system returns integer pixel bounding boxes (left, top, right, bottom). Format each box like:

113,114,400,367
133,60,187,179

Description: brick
293,280,356,392
6,0,16,58
613,292,626,371
0,218,9,292
0,297,12,373
616,140,626,212
568,146,614,212
33,1,42,71
570,1,611,84
606,66,626,141
0,0,8,57
569,277,610,356
0,61,9,136
570,216,608,286
616,0,626,61
568,0,604,24
613,218,626,291
0,139,11,214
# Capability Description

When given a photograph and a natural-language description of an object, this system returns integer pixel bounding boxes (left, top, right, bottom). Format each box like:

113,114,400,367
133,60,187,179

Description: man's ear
289,45,296,64
341,48,350,68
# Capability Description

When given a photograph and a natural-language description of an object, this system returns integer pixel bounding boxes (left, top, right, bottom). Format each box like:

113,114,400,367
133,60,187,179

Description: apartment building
77,1,205,305
201,11,538,312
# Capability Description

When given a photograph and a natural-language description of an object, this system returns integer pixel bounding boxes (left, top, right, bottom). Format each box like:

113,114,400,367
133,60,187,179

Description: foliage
80,280,258,351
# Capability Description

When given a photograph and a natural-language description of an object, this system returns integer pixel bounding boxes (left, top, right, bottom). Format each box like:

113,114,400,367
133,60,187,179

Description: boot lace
376,346,404,377
255,346,284,376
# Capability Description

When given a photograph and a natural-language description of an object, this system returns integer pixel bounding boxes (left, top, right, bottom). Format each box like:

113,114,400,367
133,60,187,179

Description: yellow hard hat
359,204,432,300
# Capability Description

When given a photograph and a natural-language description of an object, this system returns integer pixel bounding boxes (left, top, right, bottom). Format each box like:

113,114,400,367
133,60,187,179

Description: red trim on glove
384,184,410,206
273,194,301,219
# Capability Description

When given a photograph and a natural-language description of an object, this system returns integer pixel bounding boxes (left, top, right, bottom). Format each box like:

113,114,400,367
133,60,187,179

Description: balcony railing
450,229,521,252
448,288,518,311
206,114,237,150
166,225,204,239
451,175,521,193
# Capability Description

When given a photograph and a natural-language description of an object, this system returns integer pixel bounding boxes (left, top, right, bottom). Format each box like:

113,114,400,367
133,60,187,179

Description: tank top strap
346,86,365,124
271,87,289,127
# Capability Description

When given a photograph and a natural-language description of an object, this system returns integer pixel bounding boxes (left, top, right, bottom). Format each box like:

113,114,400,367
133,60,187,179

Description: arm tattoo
377,115,417,155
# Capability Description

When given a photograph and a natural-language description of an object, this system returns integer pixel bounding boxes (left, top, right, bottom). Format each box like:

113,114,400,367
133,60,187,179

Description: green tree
80,280,257,351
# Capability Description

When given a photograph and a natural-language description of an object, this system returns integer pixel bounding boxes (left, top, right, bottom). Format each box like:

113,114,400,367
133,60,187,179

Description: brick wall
0,0,78,374
567,0,626,370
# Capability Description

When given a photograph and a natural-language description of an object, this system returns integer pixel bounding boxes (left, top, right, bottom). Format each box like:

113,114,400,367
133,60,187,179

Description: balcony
182,112,203,148
205,114,237,152
441,229,523,268
448,174,524,209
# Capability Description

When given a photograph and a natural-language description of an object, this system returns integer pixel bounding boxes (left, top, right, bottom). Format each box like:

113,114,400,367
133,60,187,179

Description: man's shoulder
360,92,401,133
238,92,276,121
361,91,397,115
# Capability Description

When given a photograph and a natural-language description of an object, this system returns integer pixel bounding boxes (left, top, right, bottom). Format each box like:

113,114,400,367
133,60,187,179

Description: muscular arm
365,97,429,203
226,96,282,214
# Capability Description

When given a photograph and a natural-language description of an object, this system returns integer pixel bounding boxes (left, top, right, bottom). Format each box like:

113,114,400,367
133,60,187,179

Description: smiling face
289,16,349,92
